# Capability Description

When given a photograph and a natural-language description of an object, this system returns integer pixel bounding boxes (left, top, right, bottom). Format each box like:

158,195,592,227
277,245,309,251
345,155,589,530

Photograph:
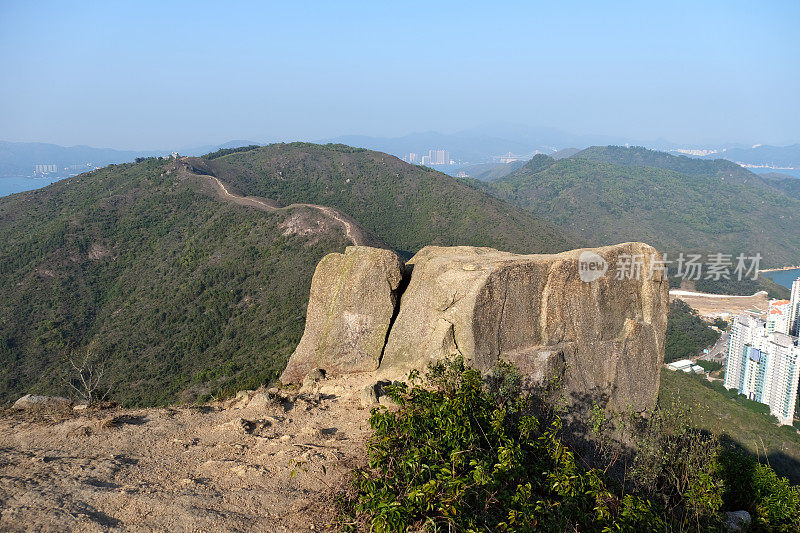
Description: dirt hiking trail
177,159,375,247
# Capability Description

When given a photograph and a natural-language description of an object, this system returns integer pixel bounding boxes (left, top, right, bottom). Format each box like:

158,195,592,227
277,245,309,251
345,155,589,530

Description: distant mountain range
0,141,160,178
693,144,800,172
322,132,542,164
323,123,800,171
3,125,799,191
0,140,261,180
321,123,632,164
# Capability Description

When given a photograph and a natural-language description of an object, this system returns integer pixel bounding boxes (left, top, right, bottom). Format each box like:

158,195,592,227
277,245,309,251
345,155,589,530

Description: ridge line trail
190,167,367,246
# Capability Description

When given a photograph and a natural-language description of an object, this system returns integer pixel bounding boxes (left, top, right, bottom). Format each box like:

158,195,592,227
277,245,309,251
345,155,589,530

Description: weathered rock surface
12,394,72,410
360,385,378,408
724,510,751,532
282,243,668,414
379,243,669,412
280,246,405,384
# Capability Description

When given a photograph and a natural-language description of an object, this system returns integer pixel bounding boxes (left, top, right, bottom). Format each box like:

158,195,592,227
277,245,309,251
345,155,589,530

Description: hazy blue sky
1,1,798,149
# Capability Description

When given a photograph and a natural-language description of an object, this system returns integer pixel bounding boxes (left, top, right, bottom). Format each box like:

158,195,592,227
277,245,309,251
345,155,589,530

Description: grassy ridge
574,145,761,182
203,143,583,256
474,147,800,267
0,158,349,406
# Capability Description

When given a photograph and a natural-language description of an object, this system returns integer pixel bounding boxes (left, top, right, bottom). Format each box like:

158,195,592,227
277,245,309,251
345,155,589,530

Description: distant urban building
428,149,449,165
790,277,800,336
767,299,791,334
408,149,452,166
33,164,58,174
724,313,800,425
498,152,522,164
670,148,720,157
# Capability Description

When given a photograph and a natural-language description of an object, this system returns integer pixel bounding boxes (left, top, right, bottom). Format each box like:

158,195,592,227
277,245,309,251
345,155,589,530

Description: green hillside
458,160,526,181
0,144,581,406
0,158,351,406
664,299,721,362
767,174,800,199
574,145,761,183
201,143,582,256
474,147,800,267
661,369,800,483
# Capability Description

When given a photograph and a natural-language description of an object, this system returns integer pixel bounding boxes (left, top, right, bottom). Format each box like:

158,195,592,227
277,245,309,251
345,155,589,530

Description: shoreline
759,265,800,273
669,289,768,299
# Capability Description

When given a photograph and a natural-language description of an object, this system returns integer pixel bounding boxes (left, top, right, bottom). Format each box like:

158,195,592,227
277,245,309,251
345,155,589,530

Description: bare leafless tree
63,345,112,406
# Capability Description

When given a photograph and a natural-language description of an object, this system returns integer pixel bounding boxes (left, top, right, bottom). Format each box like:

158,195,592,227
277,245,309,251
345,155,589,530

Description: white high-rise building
427,149,449,165
767,299,791,334
790,277,800,336
725,313,800,425
725,314,762,391
34,164,57,174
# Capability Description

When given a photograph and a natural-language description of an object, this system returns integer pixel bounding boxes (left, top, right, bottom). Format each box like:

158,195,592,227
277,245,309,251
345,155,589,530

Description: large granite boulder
379,243,669,412
13,394,72,410
280,246,405,384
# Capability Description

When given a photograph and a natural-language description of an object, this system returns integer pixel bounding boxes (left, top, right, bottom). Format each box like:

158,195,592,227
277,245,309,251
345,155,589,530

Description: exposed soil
669,289,770,318
0,375,378,532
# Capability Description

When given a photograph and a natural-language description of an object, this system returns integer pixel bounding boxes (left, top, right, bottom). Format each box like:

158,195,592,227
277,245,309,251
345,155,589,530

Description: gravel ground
0,375,377,532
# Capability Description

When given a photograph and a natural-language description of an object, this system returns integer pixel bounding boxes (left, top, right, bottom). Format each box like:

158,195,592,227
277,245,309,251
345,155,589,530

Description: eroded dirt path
202,171,369,247
0,376,376,532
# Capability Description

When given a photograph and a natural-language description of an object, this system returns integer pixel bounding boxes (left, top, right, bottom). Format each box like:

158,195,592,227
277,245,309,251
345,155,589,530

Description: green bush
711,318,729,330
343,360,665,531
696,360,722,373
340,359,800,532
718,450,800,532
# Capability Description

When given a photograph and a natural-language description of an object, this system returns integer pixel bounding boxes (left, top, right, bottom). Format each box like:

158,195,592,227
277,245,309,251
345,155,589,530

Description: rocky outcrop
380,244,668,411
280,246,405,384
282,243,669,413
12,394,72,410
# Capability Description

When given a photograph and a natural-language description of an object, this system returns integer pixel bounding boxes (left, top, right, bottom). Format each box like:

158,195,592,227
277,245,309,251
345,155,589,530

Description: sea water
0,176,66,197
762,268,800,289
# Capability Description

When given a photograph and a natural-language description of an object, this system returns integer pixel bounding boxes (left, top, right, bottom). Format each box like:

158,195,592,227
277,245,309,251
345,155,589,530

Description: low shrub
695,360,722,373
339,358,800,532
717,449,800,532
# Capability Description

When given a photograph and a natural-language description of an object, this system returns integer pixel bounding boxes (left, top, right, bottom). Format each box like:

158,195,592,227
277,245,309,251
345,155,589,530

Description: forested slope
473,147,800,267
